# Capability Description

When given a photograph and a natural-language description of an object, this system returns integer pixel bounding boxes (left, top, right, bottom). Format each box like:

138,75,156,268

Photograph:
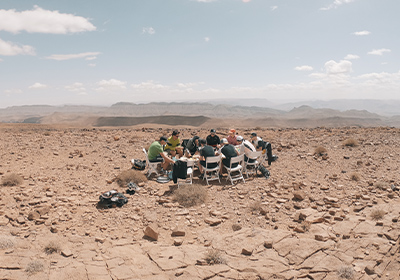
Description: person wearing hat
148,136,175,170
220,138,239,169
227,129,238,145
250,132,265,151
250,132,278,165
164,130,183,157
185,135,200,156
206,129,220,148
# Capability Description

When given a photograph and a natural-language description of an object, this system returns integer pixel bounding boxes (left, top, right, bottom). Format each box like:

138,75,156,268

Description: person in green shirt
164,130,183,157
148,136,174,170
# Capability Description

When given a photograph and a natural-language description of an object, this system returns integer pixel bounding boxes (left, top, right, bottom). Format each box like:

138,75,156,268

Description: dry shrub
204,249,226,265
44,240,61,254
374,181,388,190
249,200,263,214
173,184,207,207
1,173,23,186
349,172,360,181
25,260,44,274
314,146,327,156
343,138,359,147
0,236,15,249
370,209,385,221
115,169,147,187
337,266,355,279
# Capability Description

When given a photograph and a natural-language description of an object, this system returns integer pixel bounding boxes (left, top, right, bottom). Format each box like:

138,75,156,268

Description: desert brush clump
25,260,44,274
1,173,23,186
343,138,359,147
249,200,263,214
314,146,327,156
370,209,386,221
173,184,207,207
0,236,15,249
204,249,226,265
115,169,147,187
349,172,360,181
374,181,388,190
44,240,61,255
337,266,355,279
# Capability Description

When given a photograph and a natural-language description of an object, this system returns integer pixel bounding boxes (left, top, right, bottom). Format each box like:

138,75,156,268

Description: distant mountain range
1,100,400,128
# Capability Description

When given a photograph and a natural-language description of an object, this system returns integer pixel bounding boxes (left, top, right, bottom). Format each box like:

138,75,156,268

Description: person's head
172,130,180,139
160,136,168,145
229,129,236,136
200,138,207,146
221,138,228,145
193,135,200,145
250,132,257,140
210,128,216,136
236,135,243,144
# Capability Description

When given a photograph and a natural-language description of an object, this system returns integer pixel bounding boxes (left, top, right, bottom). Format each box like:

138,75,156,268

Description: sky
0,0,399,108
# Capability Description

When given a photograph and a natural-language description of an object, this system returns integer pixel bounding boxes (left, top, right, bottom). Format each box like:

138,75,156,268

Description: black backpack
132,159,146,170
99,190,128,207
257,165,270,179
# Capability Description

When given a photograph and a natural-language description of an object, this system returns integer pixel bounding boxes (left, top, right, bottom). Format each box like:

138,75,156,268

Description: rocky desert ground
1,123,400,280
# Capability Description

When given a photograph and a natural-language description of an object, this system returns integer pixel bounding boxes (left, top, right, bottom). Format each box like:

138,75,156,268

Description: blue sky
0,0,399,108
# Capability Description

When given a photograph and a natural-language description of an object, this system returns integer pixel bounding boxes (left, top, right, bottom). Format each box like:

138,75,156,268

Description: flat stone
171,227,185,237
204,217,222,226
293,191,306,201
241,247,253,256
28,211,40,221
61,249,73,257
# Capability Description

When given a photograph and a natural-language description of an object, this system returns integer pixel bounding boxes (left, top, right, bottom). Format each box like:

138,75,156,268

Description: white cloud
0,6,96,34
85,56,97,61
97,79,127,91
344,54,360,60
142,27,155,35
88,63,96,67
242,0,251,2
204,37,210,42
321,0,356,10
46,52,101,61
131,81,168,90
271,6,278,11
294,65,313,71
0,38,35,56
65,82,87,95
324,60,352,75
368,48,391,56
195,0,217,2
353,30,370,36
5,88,23,94
29,82,47,89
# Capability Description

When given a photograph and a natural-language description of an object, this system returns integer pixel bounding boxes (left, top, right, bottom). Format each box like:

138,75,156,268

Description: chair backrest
230,154,244,166
143,148,150,164
205,155,221,168
245,150,262,161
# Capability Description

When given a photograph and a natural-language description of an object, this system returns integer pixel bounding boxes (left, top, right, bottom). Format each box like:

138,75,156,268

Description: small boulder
144,224,159,241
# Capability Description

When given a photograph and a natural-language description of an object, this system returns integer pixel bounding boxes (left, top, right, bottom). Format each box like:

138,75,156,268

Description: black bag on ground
257,165,270,179
132,159,146,170
99,190,128,207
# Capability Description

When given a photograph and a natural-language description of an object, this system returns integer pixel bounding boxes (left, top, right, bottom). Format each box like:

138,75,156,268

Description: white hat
221,138,228,144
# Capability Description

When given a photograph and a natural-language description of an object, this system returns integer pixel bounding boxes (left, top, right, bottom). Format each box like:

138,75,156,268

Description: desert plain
0,123,400,280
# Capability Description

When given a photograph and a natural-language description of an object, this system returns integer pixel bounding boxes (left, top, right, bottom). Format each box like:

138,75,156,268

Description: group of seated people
147,128,278,177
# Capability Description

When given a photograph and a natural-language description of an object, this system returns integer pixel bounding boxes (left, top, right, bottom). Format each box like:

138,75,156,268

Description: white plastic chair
203,155,221,185
244,150,262,178
142,148,160,178
224,154,245,185
177,159,194,187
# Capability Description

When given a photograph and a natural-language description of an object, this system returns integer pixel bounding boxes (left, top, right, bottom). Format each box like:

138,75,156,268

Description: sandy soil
0,124,399,279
